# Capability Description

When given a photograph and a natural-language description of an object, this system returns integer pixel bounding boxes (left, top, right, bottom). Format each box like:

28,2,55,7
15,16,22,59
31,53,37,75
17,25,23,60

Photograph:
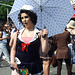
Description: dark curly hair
18,9,37,26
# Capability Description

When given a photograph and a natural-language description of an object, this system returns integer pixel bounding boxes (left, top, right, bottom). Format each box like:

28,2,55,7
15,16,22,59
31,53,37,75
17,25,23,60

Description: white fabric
21,5,36,13
18,27,40,43
66,20,75,29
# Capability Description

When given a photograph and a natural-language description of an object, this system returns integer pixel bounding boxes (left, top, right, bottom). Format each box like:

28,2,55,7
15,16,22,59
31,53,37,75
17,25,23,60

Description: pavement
0,60,11,75
50,64,75,75
0,60,75,75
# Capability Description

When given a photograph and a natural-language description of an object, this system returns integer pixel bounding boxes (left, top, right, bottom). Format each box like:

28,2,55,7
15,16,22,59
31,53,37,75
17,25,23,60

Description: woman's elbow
42,49,49,54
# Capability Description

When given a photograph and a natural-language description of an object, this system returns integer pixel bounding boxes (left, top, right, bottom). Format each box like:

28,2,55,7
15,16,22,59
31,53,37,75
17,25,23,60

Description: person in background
4,22,10,34
7,23,17,54
3,23,11,55
53,28,72,75
40,36,57,75
10,25,17,38
9,25,17,53
10,5,49,75
0,25,10,66
66,18,75,74
0,25,3,67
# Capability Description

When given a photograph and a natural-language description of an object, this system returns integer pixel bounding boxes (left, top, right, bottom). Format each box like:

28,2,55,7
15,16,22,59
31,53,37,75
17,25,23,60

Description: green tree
0,0,14,23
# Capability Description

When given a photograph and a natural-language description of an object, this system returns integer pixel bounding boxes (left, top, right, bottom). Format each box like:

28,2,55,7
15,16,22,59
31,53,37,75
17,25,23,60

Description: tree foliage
0,0,14,23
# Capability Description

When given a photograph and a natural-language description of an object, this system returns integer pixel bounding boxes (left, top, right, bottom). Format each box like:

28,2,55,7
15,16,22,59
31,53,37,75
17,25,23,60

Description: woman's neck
21,26,35,37
25,26,35,32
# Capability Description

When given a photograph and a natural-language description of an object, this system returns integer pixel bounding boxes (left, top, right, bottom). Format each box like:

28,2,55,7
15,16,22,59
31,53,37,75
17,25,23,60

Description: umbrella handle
42,34,47,38
42,26,47,38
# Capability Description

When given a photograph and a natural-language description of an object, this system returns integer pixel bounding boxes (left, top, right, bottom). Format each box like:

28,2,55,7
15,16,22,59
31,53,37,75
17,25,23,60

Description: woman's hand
39,27,49,54
42,28,48,39
11,62,19,71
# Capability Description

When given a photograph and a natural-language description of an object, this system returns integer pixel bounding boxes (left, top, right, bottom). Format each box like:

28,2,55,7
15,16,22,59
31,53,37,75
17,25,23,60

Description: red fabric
74,8,75,10
21,43,30,51
72,14,75,18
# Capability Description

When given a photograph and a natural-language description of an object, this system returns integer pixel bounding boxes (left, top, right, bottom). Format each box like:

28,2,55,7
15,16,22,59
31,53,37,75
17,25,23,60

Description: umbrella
9,0,74,36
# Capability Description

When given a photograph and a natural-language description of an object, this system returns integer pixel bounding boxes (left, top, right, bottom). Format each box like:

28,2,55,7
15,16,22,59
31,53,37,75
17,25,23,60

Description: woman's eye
21,16,29,19
25,16,29,18
21,17,23,19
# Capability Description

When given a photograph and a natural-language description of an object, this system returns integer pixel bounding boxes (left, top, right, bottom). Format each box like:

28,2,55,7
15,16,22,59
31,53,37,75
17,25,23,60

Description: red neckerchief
21,43,30,51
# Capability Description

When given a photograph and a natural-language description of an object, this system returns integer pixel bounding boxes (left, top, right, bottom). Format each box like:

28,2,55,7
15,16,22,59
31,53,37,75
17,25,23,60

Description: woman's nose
24,18,26,22
24,19,26,22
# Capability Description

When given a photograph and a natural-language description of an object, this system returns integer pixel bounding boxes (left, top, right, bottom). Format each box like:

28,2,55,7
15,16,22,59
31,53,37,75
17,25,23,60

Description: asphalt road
0,60,75,75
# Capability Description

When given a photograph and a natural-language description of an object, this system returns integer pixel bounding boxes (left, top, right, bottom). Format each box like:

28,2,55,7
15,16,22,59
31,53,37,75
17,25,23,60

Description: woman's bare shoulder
11,31,17,38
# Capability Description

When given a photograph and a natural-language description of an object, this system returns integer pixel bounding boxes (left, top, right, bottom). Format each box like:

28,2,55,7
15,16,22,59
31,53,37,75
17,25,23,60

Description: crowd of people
0,22,17,65
0,4,75,75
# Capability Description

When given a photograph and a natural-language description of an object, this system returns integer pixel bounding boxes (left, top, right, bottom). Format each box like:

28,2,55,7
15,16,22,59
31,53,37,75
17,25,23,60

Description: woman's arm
0,37,8,41
10,32,19,70
9,30,18,47
9,32,15,47
39,29,50,54
0,32,8,41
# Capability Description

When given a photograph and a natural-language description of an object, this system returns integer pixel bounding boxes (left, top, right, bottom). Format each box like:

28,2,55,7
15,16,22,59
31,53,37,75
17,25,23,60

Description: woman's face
21,13,33,28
